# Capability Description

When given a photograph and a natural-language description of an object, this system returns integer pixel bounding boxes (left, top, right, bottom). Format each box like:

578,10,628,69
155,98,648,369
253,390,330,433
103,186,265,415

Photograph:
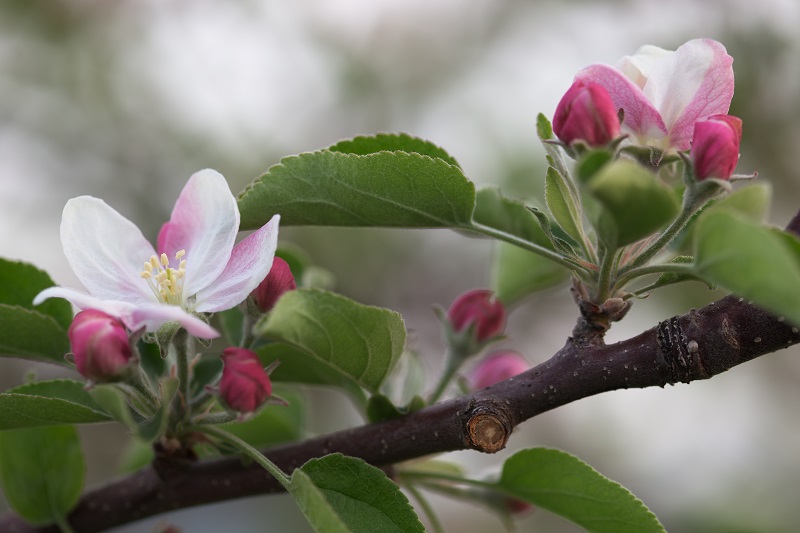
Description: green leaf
221,385,305,448
536,113,553,140
497,448,664,533
0,258,72,330
237,151,475,231
0,380,112,430
329,133,461,168
472,188,554,248
217,306,245,347
90,378,178,442
577,150,612,184
290,454,425,533
545,166,584,244
366,394,425,423
587,160,680,248
0,425,85,526
694,211,800,325
492,241,569,306
0,305,70,364
253,289,406,394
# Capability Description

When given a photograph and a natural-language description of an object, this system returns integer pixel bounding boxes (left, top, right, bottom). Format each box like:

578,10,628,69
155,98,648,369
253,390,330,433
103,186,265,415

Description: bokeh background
2,0,800,531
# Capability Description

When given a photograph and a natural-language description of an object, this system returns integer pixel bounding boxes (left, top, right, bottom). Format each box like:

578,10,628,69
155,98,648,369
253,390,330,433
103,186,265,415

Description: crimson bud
447,290,506,343
553,80,620,147
68,309,133,382
219,348,273,415
691,114,742,181
252,257,296,313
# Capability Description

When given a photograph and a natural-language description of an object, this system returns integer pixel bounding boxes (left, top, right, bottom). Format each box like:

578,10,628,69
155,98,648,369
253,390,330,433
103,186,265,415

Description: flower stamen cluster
141,250,188,306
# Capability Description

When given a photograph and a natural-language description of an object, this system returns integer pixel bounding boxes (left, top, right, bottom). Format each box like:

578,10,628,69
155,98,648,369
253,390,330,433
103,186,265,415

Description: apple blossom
68,309,133,382
575,38,734,151
553,80,620,147
34,169,280,339
251,257,296,313
218,348,273,415
691,114,742,181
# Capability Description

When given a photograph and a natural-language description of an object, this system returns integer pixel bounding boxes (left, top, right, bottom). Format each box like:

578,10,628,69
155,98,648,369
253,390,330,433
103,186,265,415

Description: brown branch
3,291,799,533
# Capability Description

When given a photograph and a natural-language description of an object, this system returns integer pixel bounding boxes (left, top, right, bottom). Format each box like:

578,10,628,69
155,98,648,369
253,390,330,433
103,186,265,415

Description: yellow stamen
139,249,189,306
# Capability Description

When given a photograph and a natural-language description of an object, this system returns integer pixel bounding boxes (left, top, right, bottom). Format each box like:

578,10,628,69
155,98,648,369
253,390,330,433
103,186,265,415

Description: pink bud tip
252,257,296,313
447,290,506,342
553,80,621,147
68,309,133,382
219,348,273,415
468,350,529,390
691,114,743,181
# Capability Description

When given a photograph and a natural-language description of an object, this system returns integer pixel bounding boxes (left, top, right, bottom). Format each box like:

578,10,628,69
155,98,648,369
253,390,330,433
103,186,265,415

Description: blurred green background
2,0,800,531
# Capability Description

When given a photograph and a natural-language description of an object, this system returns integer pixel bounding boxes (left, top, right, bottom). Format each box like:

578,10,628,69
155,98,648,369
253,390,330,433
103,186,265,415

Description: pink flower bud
447,290,506,343
67,309,133,382
553,80,621,147
691,114,742,181
468,350,529,390
252,257,296,313
219,348,272,415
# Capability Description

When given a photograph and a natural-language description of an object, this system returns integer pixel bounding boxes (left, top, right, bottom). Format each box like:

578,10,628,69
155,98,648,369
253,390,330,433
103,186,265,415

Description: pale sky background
2,1,800,532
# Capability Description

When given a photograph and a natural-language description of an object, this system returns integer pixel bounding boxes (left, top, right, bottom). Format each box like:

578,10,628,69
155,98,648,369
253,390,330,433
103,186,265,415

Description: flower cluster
553,38,742,180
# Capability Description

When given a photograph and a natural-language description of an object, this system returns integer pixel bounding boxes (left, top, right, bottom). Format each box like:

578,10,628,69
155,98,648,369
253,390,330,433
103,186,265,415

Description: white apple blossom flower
575,38,734,151
34,169,280,339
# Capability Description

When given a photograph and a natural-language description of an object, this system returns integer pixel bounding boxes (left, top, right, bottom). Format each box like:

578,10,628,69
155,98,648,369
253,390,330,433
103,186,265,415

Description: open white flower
34,169,280,339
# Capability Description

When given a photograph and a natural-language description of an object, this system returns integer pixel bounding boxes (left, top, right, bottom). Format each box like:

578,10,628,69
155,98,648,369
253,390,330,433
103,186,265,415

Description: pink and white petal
576,64,668,143
33,286,138,321
194,215,280,313
61,197,157,305
159,169,240,298
643,39,734,150
616,44,673,89
127,303,219,339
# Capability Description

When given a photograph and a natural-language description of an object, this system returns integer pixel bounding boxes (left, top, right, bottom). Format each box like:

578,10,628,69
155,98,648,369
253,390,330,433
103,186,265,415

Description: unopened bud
68,309,133,382
447,290,506,343
468,350,529,390
691,114,742,181
553,80,620,147
219,348,273,415
252,257,296,313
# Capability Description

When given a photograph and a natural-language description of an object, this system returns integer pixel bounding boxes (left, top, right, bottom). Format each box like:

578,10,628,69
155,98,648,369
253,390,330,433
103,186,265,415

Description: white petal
61,197,156,305
128,304,219,339
159,169,239,298
34,286,136,321
616,45,672,88
195,215,280,313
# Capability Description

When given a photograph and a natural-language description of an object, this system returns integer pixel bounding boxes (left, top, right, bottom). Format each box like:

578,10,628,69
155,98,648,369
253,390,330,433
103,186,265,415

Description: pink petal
60,197,157,305
194,215,280,313
576,64,668,144
34,287,138,318
158,169,239,298
643,39,734,150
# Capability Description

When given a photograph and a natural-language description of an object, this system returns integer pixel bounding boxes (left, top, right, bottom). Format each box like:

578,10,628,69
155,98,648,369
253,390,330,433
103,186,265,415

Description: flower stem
189,424,291,488
427,349,462,405
172,329,191,422
595,244,618,303
405,484,446,533
615,262,696,289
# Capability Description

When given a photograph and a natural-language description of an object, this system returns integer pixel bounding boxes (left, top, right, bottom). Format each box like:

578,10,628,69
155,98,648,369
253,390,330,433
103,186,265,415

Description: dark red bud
252,257,296,313
553,80,621,146
219,348,272,415
447,290,506,342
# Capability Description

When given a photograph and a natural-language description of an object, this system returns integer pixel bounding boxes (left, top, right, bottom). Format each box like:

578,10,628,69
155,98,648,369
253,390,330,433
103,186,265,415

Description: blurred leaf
472,188,554,247
253,289,405,394
0,425,85,526
90,378,178,442
545,166,584,244
238,151,475,230
577,150,612,183
492,241,569,306
329,133,461,168
366,394,425,423
587,160,680,248
277,243,313,284
0,380,111,430
497,448,664,533
0,305,69,364
694,211,800,325
217,306,245,347
221,385,305,448
290,453,424,533
0,258,72,330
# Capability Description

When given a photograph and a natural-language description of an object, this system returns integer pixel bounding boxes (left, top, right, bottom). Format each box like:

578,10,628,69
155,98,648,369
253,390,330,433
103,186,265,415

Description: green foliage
492,242,569,306
0,379,111,430
290,454,425,533
366,394,425,423
587,160,680,248
472,188,553,248
0,306,70,364
694,211,800,325
329,133,461,168
90,377,178,442
237,150,475,230
0,259,72,330
254,289,406,394
545,166,584,244
0,425,85,526
221,385,305,448
497,448,665,533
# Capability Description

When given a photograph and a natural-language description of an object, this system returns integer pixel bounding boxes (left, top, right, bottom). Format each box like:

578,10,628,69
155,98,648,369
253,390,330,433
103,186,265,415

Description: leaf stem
188,424,291,488
615,262,696,290
172,329,191,423
623,197,701,272
405,484,446,533
595,245,618,302
54,514,76,533
467,222,586,272
427,349,462,405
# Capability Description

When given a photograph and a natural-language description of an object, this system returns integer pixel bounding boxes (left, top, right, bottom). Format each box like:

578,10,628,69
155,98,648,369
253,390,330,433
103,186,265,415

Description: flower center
140,250,187,306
